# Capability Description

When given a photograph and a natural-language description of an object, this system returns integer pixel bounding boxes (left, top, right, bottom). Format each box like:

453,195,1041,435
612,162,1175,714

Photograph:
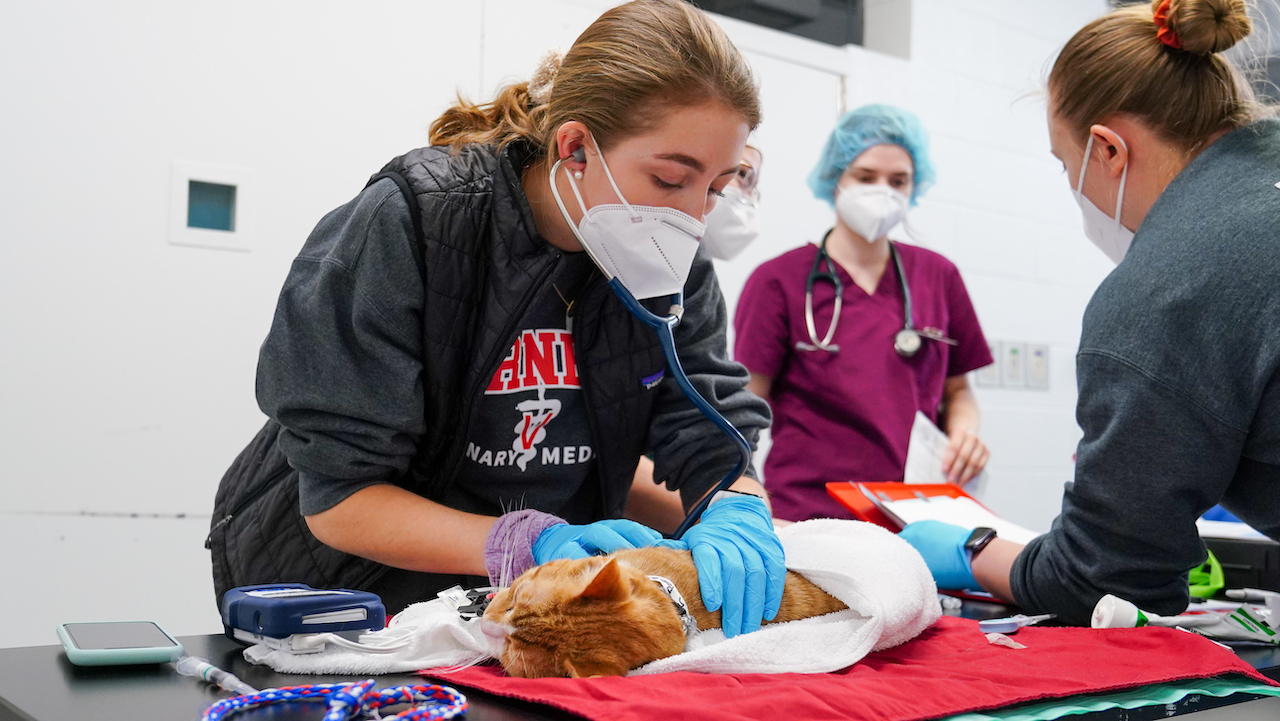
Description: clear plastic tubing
173,655,258,696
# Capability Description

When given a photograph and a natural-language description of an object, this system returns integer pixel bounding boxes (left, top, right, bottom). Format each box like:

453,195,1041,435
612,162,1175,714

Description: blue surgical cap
808,104,936,207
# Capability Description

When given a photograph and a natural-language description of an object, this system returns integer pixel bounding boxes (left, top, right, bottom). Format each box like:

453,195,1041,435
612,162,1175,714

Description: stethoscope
796,231,956,356
608,280,752,539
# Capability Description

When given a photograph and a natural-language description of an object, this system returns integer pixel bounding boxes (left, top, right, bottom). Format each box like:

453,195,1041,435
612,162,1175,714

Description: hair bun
1159,0,1252,55
527,48,565,106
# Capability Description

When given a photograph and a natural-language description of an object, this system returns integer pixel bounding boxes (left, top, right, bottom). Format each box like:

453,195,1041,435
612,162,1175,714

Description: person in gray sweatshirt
211,0,783,639
898,0,1280,625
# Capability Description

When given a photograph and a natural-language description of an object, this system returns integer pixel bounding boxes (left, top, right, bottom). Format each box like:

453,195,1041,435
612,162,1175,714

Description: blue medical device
221,584,386,642
606,278,753,539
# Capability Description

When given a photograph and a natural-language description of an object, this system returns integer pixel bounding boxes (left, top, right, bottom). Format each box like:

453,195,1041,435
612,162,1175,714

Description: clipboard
827,481,1034,603
825,481,978,531
826,481,1042,545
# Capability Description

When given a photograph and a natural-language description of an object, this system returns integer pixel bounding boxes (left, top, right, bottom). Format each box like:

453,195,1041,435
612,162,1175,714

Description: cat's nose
479,618,508,656
480,618,508,640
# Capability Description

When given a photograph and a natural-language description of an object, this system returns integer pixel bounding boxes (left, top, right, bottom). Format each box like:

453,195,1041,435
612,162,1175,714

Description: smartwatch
964,527,998,557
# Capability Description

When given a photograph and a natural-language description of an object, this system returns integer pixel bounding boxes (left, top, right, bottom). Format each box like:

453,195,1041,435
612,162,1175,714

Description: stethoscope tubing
605,277,753,540
801,235,844,352
799,233,948,356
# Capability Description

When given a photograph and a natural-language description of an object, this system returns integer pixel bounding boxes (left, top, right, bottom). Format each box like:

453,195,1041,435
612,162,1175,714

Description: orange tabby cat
481,546,848,678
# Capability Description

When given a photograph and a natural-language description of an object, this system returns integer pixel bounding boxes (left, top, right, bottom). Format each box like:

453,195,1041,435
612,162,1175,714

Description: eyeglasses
735,161,760,196
728,162,761,208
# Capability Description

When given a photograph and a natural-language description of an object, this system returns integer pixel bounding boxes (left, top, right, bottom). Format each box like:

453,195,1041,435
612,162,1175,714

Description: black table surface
2,601,1278,721
0,632,578,721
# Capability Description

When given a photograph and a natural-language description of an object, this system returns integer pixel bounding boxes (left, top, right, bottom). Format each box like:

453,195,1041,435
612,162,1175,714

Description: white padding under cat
242,519,941,676
630,518,940,675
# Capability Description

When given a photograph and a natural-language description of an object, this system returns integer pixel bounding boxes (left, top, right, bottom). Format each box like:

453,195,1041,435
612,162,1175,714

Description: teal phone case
57,622,184,666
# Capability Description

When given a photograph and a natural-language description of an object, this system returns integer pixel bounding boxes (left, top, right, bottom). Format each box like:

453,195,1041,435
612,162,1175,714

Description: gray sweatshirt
1011,119,1280,625
256,175,769,519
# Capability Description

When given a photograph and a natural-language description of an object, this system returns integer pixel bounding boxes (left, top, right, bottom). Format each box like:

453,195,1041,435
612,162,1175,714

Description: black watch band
964,527,998,556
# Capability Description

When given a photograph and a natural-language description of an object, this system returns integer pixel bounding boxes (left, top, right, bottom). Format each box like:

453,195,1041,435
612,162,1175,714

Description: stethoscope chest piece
894,328,922,357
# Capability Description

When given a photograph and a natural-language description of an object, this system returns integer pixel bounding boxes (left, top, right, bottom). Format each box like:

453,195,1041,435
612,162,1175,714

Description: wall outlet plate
975,341,1003,388
1026,344,1049,390
1002,342,1026,388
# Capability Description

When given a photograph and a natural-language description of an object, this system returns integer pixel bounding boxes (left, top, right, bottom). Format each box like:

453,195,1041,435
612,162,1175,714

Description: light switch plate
975,341,1002,388
1026,344,1049,389
1002,342,1026,388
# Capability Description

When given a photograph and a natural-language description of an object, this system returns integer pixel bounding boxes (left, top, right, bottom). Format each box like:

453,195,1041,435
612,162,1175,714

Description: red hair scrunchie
1153,0,1185,49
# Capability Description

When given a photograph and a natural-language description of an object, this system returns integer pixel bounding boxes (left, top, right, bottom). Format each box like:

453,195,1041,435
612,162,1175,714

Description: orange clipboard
826,481,993,531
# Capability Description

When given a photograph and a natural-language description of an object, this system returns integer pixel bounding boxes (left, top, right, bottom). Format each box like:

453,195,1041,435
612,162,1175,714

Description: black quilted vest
208,142,672,605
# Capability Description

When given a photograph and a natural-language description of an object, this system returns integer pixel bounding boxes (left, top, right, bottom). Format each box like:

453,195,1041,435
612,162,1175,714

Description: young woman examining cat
209,0,784,639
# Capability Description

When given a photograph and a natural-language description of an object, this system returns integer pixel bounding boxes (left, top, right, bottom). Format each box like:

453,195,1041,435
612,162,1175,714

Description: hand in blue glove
898,520,977,590
532,519,663,564
656,493,785,638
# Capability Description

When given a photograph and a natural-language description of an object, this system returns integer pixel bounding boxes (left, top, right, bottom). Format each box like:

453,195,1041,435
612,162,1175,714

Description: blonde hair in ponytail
428,82,548,151
429,0,760,156
1049,0,1261,154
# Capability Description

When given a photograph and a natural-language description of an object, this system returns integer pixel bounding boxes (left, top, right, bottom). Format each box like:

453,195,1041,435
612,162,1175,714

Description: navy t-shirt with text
457,253,600,522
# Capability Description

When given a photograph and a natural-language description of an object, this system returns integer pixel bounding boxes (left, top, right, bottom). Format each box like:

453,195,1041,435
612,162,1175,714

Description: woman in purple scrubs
734,105,994,522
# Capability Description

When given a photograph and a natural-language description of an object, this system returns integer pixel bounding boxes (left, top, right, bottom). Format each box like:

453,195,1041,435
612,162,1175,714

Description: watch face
966,527,997,553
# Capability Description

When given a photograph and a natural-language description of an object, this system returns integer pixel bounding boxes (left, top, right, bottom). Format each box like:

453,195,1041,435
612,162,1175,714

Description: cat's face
481,555,687,678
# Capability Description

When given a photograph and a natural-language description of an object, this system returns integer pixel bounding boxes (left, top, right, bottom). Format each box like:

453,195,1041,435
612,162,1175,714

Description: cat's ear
563,655,628,678
579,557,627,602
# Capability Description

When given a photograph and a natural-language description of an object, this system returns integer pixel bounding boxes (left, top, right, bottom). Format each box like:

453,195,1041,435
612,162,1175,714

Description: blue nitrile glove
655,493,785,638
898,520,978,590
532,519,663,564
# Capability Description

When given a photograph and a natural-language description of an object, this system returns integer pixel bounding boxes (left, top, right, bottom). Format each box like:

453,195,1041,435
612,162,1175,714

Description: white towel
630,518,939,675
242,595,498,675
244,519,939,676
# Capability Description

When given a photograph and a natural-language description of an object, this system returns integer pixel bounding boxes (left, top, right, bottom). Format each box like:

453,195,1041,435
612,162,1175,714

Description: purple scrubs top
735,241,993,522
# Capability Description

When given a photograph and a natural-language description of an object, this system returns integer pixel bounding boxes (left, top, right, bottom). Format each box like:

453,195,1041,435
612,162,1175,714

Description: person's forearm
942,383,980,435
629,467,773,533
727,475,772,514
624,457,687,536
746,372,772,402
970,538,1022,603
685,472,772,513
305,484,495,576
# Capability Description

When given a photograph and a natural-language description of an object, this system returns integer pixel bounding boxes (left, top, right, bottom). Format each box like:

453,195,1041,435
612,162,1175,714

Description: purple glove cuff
484,509,566,587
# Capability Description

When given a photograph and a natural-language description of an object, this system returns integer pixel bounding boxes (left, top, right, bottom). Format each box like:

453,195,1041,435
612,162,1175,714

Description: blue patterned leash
201,679,468,721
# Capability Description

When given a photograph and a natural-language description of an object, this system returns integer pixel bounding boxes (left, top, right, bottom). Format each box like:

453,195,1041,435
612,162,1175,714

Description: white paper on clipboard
859,487,1043,546
903,411,988,499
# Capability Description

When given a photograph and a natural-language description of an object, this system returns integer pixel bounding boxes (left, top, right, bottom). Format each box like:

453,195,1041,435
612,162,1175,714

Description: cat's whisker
501,542,519,589
434,651,491,674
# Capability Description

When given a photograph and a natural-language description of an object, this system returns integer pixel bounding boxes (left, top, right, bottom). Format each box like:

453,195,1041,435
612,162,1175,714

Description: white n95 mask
836,183,909,243
1073,133,1134,265
548,138,705,301
700,185,759,261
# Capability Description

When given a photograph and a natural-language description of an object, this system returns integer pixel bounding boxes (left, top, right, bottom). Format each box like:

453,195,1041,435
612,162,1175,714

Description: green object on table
1189,549,1225,599
945,676,1280,721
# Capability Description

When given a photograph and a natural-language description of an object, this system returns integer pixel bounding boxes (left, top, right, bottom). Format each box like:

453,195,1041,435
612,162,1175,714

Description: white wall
858,0,1115,530
715,0,1112,533
0,0,1109,648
